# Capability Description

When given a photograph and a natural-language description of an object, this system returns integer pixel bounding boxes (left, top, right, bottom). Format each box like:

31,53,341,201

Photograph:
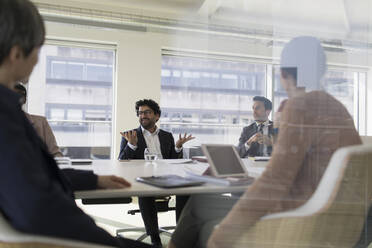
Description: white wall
44,21,372,157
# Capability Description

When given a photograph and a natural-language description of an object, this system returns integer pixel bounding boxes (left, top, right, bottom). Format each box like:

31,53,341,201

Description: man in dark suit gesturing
237,96,274,158
119,99,194,247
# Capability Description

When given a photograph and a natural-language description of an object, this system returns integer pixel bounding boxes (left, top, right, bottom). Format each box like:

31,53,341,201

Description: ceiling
32,0,372,49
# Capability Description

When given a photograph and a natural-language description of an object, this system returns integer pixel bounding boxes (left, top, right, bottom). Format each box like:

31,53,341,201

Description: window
324,70,360,118
28,43,115,159
273,66,288,113
273,66,365,124
159,55,266,146
161,54,367,148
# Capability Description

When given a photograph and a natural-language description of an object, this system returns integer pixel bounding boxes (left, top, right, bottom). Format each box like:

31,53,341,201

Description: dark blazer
0,85,150,248
118,126,182,160
237,121,274,158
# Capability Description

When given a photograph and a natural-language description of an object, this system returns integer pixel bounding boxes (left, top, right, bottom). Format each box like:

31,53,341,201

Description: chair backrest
263,144,372,220
360,136,372,145
235,145,372,248
0,212,114,248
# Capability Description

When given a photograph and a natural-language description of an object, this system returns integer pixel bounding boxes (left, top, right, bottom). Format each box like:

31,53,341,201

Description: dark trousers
171,194,239,248
138,196,190,238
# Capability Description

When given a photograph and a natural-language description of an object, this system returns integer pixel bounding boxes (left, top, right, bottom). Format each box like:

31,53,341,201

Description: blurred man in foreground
0,0,151,247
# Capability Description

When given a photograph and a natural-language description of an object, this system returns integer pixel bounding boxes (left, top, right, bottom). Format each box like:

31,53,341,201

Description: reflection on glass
273,66,364,120
324,70,356,117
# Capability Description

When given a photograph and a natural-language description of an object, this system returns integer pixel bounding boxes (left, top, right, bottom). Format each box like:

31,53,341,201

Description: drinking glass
144,148,158,162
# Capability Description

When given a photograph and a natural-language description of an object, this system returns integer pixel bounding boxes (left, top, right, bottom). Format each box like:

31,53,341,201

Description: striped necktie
257,123,264,155
258,123,264,133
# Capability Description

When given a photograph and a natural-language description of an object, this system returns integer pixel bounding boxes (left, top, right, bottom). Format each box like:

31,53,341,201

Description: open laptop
201,144,249,178
186,144,253,186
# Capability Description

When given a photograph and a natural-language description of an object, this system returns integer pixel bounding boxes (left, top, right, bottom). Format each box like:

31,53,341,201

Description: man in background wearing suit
119,99,194,247
237,96,274,158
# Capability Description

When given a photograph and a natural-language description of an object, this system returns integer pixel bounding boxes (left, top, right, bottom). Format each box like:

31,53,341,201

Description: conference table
69,159,268,200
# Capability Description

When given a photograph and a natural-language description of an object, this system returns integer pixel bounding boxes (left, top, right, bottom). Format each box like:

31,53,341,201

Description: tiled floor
76,198,176,247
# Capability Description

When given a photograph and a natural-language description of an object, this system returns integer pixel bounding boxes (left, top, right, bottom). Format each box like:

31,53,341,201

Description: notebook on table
136,175,205,188
70,159,93,165
254,156,271,162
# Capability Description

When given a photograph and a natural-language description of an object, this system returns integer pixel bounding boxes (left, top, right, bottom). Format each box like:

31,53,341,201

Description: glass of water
144,148,158,162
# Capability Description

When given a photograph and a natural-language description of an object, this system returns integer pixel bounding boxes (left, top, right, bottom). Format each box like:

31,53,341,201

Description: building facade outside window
28,43,115,159
160,54,366,148
160,55,266,147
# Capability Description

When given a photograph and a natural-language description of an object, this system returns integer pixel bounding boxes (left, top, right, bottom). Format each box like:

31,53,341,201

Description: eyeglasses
137,110,153,116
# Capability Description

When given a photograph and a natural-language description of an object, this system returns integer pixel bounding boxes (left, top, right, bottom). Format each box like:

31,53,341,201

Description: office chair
360,136,372,145
115,196,176,241
216,144,372,248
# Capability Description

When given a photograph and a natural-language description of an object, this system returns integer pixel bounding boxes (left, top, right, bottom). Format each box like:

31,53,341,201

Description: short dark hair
280,67,297,83
0,0,45,65
253,96,272,110
135,99,161,116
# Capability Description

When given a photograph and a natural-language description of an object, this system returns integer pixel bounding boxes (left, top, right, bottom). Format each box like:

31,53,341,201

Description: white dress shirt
127,126,182,158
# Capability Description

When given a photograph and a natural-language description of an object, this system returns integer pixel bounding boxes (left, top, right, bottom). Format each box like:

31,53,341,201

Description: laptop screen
204,145,246,176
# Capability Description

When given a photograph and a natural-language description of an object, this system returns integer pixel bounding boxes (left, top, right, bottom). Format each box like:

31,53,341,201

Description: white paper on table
183,162,209,175
247,167,266,178
242,158,268,167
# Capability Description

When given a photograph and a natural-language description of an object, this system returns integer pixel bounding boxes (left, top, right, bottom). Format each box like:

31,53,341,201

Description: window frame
27,39,118,159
